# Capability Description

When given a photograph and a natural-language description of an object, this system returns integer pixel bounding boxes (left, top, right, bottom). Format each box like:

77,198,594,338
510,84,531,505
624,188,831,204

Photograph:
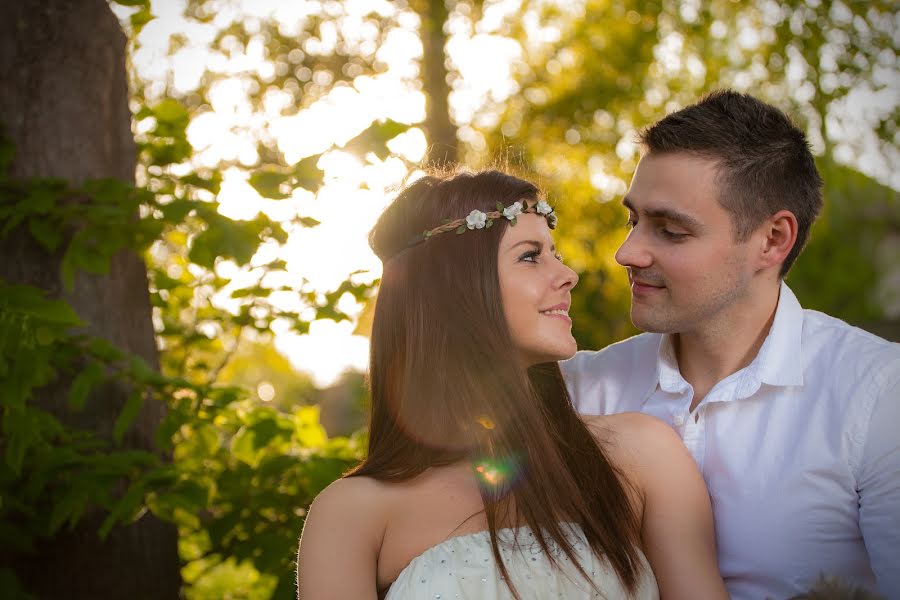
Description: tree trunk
0,1,180,597
416,0,458,166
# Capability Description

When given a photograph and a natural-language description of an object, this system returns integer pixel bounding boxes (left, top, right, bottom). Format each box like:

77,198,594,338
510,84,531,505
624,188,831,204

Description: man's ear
757,210,798,271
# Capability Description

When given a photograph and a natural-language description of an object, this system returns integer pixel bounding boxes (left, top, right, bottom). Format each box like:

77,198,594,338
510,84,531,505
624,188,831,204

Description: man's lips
630,279,665,294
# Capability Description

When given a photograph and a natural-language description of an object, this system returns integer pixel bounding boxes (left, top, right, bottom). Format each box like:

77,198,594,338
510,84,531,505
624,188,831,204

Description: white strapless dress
384,524,659,599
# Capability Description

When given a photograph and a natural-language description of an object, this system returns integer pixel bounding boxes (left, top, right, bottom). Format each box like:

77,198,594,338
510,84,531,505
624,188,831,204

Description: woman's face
498,212,579,367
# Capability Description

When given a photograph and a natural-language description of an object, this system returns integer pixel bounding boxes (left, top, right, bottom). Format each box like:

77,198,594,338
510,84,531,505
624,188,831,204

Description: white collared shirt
562,283,900,600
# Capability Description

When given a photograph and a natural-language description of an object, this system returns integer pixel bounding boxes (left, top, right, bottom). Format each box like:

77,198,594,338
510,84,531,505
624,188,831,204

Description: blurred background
1,0,897,598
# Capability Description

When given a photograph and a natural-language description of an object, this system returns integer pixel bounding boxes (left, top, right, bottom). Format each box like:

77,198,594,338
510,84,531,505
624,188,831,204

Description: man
562,90,900,599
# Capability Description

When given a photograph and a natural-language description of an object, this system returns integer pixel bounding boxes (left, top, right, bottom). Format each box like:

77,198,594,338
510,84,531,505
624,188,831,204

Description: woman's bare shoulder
310,474,391,520
302,475,391,551
581,412,685,470
582,412,676,443
297,476,393,599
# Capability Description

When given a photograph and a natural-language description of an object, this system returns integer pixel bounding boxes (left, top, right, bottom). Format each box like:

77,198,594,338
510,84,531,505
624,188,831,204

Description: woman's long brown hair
350,169,643,597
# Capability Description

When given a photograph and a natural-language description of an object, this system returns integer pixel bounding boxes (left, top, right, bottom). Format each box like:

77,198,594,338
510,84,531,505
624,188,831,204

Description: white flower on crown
466,209,488,229
535,200,553,215
502,201,523,220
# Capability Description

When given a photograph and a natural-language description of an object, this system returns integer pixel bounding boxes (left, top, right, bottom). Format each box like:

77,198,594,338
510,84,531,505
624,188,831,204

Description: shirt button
673,415,685,426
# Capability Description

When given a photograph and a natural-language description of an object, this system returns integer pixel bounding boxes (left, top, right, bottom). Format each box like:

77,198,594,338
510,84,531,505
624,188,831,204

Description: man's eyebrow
622,196,702,229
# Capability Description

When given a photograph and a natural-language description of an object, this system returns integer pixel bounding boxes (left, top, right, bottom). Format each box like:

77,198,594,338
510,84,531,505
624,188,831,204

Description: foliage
0,41,405,593
788,158,900,326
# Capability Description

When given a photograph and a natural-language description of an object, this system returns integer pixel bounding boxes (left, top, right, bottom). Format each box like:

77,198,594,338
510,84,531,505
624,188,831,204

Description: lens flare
472,455,523,494
477,416,496,430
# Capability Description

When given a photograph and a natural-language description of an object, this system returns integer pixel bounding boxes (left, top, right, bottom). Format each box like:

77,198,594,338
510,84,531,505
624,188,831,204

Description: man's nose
615,230,652,269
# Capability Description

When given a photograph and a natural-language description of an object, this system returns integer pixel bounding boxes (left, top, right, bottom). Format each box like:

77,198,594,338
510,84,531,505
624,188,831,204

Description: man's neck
675,283,781,412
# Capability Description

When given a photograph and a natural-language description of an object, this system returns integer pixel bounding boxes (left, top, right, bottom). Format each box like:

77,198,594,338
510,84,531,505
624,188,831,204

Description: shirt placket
679,408,706,470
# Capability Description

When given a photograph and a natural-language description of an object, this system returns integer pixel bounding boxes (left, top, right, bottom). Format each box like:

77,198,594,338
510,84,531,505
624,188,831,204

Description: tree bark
415,0,458,167
0,1,179,597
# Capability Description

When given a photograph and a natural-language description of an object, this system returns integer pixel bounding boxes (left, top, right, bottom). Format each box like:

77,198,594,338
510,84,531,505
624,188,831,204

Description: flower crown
407,199,557,248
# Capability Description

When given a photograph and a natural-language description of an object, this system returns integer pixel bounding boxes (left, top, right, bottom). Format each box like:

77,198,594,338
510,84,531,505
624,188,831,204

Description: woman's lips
541,310,572,323
540,306,572,323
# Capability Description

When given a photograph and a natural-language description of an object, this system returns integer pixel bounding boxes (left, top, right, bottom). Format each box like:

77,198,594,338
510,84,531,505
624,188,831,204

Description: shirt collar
655,334,687,394
652,281,805,396
751,281,804,387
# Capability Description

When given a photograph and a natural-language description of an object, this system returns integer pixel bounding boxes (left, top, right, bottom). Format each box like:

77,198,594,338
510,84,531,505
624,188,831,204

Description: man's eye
624,218,636,229
660,228,688,240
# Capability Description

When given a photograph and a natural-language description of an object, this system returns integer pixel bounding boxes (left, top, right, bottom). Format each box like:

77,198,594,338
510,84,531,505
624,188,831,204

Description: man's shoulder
564,332,662,374
802,309,900,377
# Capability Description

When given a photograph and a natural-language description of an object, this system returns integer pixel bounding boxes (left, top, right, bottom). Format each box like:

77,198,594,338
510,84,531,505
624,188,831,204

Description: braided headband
405,198,557,249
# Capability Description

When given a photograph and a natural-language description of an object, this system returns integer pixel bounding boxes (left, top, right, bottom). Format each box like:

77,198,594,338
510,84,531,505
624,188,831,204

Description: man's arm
858,369,900,597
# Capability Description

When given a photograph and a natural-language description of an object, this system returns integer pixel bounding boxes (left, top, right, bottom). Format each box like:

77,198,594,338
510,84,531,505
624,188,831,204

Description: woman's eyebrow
507,240,556,253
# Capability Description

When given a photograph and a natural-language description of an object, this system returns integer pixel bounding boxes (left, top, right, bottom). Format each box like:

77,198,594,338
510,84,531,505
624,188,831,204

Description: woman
297,170,727,599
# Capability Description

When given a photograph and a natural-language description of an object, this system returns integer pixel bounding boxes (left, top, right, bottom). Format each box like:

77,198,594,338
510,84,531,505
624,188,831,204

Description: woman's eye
520,251,540,263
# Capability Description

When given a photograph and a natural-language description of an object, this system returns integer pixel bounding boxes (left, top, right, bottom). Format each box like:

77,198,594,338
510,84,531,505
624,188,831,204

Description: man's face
615,152,758,335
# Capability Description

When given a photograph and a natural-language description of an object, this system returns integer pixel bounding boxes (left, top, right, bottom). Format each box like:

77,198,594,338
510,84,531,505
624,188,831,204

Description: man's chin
630,310,675,334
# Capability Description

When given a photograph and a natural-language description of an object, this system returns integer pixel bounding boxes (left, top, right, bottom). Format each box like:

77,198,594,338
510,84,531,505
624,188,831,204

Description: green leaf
99,480,146,540
231,427,259,466
180,171,223,194
298,217,321,228
130,7,154,32
368,119,410,144
343,119,411,160
86,338,125,362
151,271,181,291
294,406,327,447
140,138,192,166
112,391,144,444
68,362,105,411
248,169,292,199
181,171,222,194
27,218,63,252
265,258,288,270
152,99,189,127
455,224,466,234
3,405,31,475
48,487,91,535
188,218,261,268
0,288,83,327
159,199,196,222
293,155,324,191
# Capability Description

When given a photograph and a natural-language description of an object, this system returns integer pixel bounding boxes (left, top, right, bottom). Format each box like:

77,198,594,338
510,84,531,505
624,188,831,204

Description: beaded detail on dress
384,523,658,599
